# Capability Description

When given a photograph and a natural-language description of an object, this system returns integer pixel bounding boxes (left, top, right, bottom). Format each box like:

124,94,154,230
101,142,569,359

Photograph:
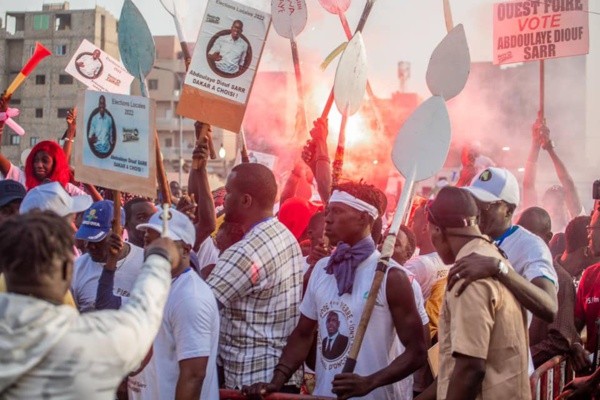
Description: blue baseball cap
75,200,125,242
0,180,26,208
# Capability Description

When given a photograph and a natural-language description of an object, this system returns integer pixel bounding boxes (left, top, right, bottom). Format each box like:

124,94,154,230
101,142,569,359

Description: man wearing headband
244,181,427,399
418,186,529,400
449,168,558,375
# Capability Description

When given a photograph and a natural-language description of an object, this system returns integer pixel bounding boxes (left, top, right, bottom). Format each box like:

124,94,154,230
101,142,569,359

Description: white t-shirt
403,252,448,301
71,243,144,313
2,163,86,196
197,237,219,271
300,250,424,400
497,225,558,375
130,269,220,400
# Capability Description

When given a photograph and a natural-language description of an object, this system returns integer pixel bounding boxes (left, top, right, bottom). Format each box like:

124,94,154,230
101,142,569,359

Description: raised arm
301,118,331,203
523,118,543,209
83,238,177,376
62,108,77,163
189,122,216,251
540,123,583,218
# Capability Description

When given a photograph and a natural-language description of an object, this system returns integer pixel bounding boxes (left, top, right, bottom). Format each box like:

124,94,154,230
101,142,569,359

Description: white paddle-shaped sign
271,0,309,138
119,0,171,205
331,32,368,187
341,95,452,374
426,24,470,101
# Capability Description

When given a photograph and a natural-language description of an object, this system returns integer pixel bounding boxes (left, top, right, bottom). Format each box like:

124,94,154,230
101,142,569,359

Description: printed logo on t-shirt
586,296,600,305
318,302,354,370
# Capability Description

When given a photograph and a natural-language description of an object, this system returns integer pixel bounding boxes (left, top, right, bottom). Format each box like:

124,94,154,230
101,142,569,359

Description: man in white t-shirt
244,181,427,400
124,209,219,400
77,49,103,78
406,204,449,342
208,20,248,74
71,200,144,313
450,168,558,373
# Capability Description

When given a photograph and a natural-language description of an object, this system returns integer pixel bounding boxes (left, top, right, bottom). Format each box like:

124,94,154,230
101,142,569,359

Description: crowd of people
1,85,600,400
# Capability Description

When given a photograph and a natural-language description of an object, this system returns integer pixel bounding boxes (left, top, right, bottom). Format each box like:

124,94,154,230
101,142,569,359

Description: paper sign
65,39,135,94
177,0,271,132
74,90,157,197
235,149,277,170
493,0,589,65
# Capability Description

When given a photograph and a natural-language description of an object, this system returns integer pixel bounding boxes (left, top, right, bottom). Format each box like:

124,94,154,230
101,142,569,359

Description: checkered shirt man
207,217,303,389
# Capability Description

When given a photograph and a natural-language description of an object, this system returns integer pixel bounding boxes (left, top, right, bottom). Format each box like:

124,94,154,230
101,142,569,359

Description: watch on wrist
497,259,509,276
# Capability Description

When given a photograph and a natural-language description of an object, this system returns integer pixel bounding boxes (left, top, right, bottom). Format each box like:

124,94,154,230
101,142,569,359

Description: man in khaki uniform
416,186,530,400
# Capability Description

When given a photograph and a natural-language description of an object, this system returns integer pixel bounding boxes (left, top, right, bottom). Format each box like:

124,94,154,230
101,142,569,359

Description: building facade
0,2,119,165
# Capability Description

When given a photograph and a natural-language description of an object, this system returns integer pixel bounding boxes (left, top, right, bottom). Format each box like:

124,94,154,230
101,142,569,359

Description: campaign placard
177,0,271,132
74,90,157,197
493,0,589,65
65,39,134,94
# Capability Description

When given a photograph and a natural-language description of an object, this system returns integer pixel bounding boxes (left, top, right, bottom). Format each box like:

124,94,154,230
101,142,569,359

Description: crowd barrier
529,355,575,400
219,390,334,400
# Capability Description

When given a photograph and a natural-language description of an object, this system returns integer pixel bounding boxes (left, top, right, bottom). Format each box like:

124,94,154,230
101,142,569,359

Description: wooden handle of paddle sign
443,0,454,33
342,233,395,373
193,122,215,169
104,190,122,272
154,133,172,205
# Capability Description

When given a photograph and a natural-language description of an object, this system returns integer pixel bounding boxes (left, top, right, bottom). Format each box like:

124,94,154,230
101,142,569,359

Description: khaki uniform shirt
437,238,530,400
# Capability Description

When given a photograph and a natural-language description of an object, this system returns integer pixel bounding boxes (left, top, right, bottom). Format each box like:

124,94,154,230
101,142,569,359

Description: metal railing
219,390,333,400
530,355,575,400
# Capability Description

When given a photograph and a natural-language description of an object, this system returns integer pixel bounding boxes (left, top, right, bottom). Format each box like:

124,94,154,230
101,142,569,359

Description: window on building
15,15,25,32
165,138,173,147
148,79,159,90
10,135,21,146
57,108,69,118
56,45,67,56
35,75,46,85
33,14,50,30
11,99,21,105
55,14,71,31
59,74,73,84
35,108,43,118
30,137,40,147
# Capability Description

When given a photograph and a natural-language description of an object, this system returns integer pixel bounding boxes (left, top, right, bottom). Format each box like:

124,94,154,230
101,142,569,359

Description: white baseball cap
462,167,520,207
137,208,196,246
20,182,93,217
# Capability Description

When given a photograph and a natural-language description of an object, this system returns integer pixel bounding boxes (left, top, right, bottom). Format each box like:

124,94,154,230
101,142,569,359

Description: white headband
329,190,379,219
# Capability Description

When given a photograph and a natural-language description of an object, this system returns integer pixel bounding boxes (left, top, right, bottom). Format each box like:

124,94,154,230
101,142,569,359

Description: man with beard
448,168,558,375
206,163,303,391
71,200,144,313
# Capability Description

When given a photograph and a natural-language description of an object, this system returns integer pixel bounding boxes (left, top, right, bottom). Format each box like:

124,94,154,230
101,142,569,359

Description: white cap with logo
20,182,93,217
137,208,196,246
462,167,520,207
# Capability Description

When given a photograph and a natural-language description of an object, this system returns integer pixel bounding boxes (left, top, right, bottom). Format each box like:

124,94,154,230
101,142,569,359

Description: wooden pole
539,59,545,119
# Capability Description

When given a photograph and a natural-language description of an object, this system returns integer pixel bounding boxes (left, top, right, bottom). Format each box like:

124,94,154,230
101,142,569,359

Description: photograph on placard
185,0,270,105
65,39,134,94
81,90,151,178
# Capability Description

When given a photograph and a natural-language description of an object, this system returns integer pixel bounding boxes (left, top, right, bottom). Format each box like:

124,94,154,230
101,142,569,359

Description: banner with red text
493,0,589,65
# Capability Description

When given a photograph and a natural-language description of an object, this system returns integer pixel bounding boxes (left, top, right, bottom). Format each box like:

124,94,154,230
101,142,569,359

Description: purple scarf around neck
325,236,376,296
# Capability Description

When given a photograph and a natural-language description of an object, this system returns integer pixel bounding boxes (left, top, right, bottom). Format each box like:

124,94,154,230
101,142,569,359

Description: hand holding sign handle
119,0,171,205
341,96,452,374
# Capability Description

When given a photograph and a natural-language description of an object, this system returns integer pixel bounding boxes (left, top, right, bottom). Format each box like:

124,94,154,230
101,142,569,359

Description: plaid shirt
207,218,303,389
